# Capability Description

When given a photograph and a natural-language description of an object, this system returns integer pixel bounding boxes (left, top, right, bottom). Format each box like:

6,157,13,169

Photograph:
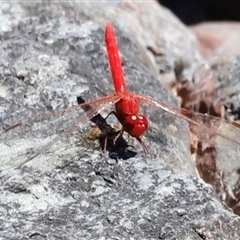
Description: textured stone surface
1,153,240,239
191,22,240,58
0,1,193,174
0,1,240,240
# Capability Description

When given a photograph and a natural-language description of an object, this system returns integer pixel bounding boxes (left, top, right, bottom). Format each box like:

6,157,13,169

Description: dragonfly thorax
122,114,148,138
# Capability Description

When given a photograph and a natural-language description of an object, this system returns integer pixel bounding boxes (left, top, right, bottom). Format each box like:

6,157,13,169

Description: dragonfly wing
0,94,121,171
137,94,240,146
1,94,120,134
137,94,240,203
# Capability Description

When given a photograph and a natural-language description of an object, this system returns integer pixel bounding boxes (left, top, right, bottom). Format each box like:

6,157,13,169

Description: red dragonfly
1,22,240,171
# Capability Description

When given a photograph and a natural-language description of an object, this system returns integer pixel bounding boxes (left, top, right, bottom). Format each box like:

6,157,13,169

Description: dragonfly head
122,114,148,138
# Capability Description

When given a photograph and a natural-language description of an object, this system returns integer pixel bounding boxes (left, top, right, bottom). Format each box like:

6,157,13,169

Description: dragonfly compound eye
122,114,148,138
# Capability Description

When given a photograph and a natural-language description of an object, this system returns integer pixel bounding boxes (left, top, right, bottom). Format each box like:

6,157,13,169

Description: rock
0,1,240,239
0,1,194,175
2,153,240,239
176,22,240,217
191,22,240,59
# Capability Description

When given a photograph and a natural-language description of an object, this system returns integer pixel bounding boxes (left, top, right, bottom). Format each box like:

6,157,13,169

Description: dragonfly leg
112,130,124,145
102,111,123,150
103,129,123,151
136,137,149,154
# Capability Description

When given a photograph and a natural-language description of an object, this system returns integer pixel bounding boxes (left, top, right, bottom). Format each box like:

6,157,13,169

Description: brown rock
191,22,240,59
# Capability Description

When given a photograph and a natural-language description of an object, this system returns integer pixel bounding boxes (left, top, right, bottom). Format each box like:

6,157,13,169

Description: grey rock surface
0,1,239,240
1,153,240,240
0,1,193,174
